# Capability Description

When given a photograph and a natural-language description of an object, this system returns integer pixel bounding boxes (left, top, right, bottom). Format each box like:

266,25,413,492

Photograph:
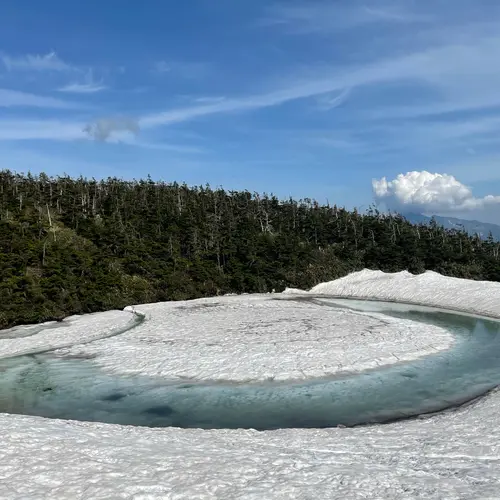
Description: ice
1,269,500,498
58,294,454,381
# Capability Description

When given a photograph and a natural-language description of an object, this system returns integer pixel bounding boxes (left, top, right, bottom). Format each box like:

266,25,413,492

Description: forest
0,169,499,328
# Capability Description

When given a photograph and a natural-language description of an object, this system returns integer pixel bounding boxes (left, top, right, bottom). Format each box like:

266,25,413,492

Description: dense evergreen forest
1,169,499,329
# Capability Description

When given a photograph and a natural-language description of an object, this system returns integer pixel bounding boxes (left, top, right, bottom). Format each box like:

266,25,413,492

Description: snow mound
0,310,138,359
281,287,307,294
311,269,500,317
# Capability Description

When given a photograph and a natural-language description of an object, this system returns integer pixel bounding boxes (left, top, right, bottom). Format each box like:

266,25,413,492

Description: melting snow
0,310,136,360
1,269,500,499
309,269,500,318
55,294,453,381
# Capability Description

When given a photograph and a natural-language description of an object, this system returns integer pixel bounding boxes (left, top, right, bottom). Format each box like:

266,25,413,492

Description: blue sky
1,0,500,223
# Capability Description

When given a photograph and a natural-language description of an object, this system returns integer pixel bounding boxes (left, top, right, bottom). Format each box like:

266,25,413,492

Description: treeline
0,169,499,328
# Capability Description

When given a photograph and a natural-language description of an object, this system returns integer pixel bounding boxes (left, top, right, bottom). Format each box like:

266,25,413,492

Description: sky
1,1,500,223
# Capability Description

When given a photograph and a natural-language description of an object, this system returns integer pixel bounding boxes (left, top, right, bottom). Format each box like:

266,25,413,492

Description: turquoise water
1,298,499,429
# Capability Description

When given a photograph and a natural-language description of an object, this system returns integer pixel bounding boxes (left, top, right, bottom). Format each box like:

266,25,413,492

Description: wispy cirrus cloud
193,96,226,104
259,1,429,34
2,52,109,94
57,70,107,93
352,114,500,161
0,117,204,154
153,61,170,74
57,81,107,93
0,88,81,109
0,119,85,140
1,51,74,72
137,28,500,130
152,60,211,79
315,88,351,110
139,79,356,129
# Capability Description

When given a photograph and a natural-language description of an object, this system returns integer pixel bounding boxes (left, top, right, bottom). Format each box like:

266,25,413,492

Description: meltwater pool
1,298,499,430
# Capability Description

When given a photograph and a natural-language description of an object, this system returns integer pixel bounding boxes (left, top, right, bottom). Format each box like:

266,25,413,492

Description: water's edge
0,310,146,360
1,299,499,430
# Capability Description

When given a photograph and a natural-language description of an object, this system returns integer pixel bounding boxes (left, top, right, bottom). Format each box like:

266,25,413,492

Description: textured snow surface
309,269,500,318
0,310,136,359
60,294,453,381
2,392,500,499
1,270,500,499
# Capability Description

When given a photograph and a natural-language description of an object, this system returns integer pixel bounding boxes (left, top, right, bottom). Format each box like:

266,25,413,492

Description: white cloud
125,140,205,154
139,82,352,128
0,118,203,155
152,60,211,79
1,51,73,72
260,1,428,33
0,120,85,141
153,61,171,74
139,31,500,129
58,82,107,94
0,118,135,143
372,171,500,213
0,88,80,109
193,96,226,104
1,51,107,94
1,52,107,94
316,88,351,110
348,115,500,157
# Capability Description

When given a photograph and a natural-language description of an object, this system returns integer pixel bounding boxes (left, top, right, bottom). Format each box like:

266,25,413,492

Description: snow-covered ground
1,270,500,499
53,294,453,381
0,310,138,359
309,269,500,318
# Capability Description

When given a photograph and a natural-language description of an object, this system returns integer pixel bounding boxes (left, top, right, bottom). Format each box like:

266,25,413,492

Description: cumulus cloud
83,117,139,141
372,171,500,213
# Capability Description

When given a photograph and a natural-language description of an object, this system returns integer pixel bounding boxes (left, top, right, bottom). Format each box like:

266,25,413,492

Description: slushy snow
0,310,136,360
55,294,453,381
1,269,500,499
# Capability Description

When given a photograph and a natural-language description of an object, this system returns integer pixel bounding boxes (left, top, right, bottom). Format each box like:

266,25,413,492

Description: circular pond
1,298,499,429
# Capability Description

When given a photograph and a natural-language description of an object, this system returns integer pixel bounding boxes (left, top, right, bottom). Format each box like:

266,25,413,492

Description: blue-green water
1,298,499,430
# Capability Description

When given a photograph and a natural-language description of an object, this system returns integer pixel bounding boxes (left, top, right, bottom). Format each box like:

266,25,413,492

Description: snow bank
0,310,139,359
310,269,500,318
1,384,500,499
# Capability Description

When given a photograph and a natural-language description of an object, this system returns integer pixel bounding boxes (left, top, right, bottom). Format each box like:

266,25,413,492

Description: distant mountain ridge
402,213,500,241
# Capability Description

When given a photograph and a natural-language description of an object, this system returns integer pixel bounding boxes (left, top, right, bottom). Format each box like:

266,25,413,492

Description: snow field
1,269,500,499
0,310,138,360
59,294,454,381
309,269,500,318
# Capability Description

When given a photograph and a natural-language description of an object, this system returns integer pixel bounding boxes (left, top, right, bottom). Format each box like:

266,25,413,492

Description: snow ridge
0,309,144,360
309,269,500,318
